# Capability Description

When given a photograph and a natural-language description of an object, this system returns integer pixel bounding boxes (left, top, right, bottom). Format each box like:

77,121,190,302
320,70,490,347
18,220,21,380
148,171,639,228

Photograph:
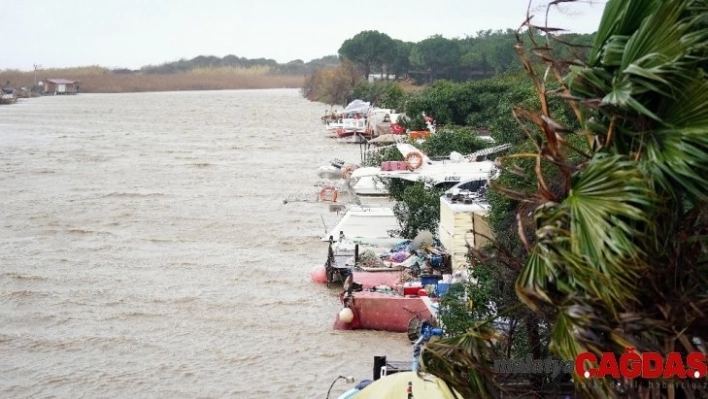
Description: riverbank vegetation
0,54,340,93
301,28,593,111
307,0,708,397
422,1,708,398
1,66,303,93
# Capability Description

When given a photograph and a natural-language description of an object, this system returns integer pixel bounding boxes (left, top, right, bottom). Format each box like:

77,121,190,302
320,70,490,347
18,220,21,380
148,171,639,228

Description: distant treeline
303,29,596,104
121,54,340,76
336,29,596,84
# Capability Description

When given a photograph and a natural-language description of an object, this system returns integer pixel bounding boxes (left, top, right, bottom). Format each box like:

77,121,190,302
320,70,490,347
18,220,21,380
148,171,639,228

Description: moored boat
331,320,460,399
331,232,453,333
334,289,438,333
1,87,18,105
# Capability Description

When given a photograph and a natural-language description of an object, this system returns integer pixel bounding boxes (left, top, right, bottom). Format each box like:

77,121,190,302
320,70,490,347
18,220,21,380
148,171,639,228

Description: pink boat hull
334,291,435,333
352,271,401,290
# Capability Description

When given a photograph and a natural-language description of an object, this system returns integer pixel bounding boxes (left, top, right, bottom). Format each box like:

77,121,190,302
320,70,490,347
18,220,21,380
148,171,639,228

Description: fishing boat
323,100,405,144
315,204,401,286
331,228,454,333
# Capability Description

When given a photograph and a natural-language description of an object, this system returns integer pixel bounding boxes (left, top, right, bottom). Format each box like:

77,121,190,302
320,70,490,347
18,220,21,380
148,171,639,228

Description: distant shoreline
1,66,305,93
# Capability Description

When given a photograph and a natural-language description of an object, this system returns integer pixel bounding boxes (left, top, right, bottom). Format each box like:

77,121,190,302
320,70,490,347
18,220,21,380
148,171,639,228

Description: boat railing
380,361,412,377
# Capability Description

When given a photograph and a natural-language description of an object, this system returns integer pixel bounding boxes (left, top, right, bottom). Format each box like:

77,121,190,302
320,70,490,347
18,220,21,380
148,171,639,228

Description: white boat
321,204,399,244
349,176,389,202
325,100,370,138
324,100,406,144
347,144,495,195
348,142,510,188
318,203,403,286
339,143,505,271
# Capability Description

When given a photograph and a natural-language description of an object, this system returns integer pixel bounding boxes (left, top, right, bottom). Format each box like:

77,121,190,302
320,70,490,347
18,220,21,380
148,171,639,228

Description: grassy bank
0,66,304,93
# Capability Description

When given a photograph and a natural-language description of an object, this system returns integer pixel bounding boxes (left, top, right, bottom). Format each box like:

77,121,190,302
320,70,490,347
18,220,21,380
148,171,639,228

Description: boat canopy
322,206,398,242
343,100,370,114
350,371,461,399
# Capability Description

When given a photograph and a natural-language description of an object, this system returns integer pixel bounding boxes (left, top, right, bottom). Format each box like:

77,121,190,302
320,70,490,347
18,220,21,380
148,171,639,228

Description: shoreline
0,68,305,94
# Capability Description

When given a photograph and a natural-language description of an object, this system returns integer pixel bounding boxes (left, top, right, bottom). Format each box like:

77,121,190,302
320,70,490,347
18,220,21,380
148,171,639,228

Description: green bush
351,81,407,111
391,180,445,238
419,128,490,158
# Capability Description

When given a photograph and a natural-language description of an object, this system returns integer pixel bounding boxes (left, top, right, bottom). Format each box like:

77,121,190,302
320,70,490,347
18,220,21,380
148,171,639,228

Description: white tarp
322,206,398,241
343,99,370,114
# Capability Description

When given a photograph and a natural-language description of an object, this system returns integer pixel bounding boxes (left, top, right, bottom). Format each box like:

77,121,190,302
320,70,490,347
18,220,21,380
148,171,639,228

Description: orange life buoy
342,165,358,179
405,152,424,170
319,186,339,202
342,166,353,179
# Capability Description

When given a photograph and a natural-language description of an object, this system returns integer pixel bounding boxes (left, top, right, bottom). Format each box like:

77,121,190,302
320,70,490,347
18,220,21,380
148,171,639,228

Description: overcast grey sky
2,0,607,71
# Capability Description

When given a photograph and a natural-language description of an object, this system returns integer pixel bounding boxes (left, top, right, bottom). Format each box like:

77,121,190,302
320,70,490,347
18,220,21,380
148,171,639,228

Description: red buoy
310,265,327,283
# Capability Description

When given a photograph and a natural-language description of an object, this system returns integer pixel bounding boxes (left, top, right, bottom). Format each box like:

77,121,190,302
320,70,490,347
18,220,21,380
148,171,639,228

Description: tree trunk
525,314,543,397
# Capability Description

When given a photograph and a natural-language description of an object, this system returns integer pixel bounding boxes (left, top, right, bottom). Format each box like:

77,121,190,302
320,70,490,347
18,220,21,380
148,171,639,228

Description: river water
0,89,410,398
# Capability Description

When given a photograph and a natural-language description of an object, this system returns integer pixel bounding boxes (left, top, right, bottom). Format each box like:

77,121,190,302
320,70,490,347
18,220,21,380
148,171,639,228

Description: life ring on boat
319,186,339,202
342,165,357,179
405,151,424,170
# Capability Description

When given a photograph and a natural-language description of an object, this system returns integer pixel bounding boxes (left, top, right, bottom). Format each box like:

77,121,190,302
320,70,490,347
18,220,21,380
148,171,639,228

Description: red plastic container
403,282,422,295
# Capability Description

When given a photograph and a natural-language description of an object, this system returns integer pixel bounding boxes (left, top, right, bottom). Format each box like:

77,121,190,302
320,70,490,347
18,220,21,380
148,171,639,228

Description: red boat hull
352,270,401,290
334,292,435,333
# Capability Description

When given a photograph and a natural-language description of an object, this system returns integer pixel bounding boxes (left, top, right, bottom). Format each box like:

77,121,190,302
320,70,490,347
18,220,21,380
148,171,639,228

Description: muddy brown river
0,89,410,398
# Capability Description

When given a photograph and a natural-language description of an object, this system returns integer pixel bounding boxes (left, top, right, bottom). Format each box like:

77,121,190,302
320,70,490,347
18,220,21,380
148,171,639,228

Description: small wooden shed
42,79,78,95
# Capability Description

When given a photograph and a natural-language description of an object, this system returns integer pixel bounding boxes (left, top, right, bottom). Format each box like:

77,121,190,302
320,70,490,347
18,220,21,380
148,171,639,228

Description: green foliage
404,80,475,126
437,282,474,337
384,178,410,202
398,112,426,131
438,261,500,337
458,29,520,76
140,54,338,75
338,30,395,79
387,40,413,80
360,145,403,168
401,74,551,145
391,181,445,239
351,81,407,111
409,35,462,83
303,29,595,105
419,127,490,158
428,0,708,397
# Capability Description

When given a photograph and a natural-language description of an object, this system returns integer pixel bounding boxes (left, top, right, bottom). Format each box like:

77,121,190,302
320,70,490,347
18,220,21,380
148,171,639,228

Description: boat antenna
321,215,328,236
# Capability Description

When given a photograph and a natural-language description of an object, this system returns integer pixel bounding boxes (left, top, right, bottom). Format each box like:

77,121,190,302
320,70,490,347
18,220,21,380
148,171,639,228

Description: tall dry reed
0,66,303,92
